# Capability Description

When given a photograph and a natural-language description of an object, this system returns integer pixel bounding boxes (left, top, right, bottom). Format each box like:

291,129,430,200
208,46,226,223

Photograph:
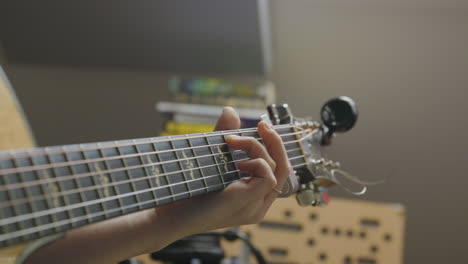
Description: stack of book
157,76,275,136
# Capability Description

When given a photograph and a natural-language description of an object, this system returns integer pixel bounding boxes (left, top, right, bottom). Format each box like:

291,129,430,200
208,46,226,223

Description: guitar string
0,128,315,239
0,128,308,176
0,161,310,244
0,145,310,225
0,146,304,208
0,155,307,232
0,124,298,161
0,127,303,175
0,131,310,192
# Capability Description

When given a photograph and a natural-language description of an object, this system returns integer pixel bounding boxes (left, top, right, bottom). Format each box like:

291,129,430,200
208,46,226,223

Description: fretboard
0,125,306,247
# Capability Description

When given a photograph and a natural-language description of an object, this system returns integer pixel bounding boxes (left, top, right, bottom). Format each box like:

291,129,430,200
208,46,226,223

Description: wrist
140,206,193,254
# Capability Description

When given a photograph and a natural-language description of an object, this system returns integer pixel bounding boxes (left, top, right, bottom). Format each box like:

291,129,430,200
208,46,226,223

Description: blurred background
1,0,468,263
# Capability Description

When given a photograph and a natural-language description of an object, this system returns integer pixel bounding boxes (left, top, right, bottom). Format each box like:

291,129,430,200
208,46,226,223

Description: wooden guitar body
0,242,29,264
0,67,35,152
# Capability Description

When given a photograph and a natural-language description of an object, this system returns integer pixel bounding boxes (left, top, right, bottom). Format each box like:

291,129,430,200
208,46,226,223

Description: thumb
214,107,241,131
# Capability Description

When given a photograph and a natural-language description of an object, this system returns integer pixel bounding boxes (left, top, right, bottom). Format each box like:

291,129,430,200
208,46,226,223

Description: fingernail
226,135,240,141
221,107,228,115
261,121,273,130
223,106,234,113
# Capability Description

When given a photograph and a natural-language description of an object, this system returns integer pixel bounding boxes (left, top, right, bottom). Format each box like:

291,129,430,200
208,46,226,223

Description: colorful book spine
158,76,275,136
161,121,215,136
168,76,275,109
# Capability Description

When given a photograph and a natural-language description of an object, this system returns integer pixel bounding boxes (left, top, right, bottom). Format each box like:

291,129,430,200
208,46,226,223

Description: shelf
156,101,266,120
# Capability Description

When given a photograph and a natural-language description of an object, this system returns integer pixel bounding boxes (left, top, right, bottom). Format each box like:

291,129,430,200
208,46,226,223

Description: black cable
202,230,267,264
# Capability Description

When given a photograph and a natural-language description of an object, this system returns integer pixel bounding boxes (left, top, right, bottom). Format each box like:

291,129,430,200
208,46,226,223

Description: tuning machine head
296,184,330,207
320,96,358,145
267,104,293,125
264,97,359,206
295,158,341,206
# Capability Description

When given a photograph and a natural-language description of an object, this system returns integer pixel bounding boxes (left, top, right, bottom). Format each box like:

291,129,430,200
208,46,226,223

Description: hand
24,107,291,264
153,107,291,240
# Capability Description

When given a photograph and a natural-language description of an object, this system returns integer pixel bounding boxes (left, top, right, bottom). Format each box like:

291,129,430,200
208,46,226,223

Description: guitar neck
0,125,306,247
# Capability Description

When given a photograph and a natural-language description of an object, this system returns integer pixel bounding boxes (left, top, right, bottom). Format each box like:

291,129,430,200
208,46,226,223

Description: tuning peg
320,96,358,145
296,186,316,206
296,183,330,206
267,104,293,125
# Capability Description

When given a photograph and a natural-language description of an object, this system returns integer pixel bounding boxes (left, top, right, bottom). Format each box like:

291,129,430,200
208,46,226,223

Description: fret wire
0,171,6,237
169,139,192,198
0,156,24,242
0,128,308,176
115,144,143,211
50,153,76,229
63,146,92,225
234,129,247,180
81,145,108,221
0,215,6,246
0,147,304,209
231,129,241,180
186,135,209,194
39,148,62,234
203,133,221,191
133,140,159,207
104,142,129,216
10,156,42,238
97,142,116,218
0,154,307,230
28,151,55,236
2,160,309,243
0,125,298,162
153,141,176,202
3,183,24,242
205,134,226,188
147,143,161,206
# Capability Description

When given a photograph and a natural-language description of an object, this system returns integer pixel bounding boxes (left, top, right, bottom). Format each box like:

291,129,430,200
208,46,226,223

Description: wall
269,1,468,263
3,65,172,145
2,0,468,263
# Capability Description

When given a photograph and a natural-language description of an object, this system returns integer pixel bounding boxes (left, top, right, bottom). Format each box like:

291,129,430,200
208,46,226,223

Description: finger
225,135,276,171
257,121,290,187
237,158,277,192
214,107,241,131
264,189,280,204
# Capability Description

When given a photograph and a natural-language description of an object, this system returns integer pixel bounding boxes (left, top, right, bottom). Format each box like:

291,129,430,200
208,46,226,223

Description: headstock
267,97,358,206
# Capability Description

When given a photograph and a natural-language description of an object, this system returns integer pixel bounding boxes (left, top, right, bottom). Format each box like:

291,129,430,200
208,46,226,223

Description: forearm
22,112,287,264
23,191,236,264
24,208,185,264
